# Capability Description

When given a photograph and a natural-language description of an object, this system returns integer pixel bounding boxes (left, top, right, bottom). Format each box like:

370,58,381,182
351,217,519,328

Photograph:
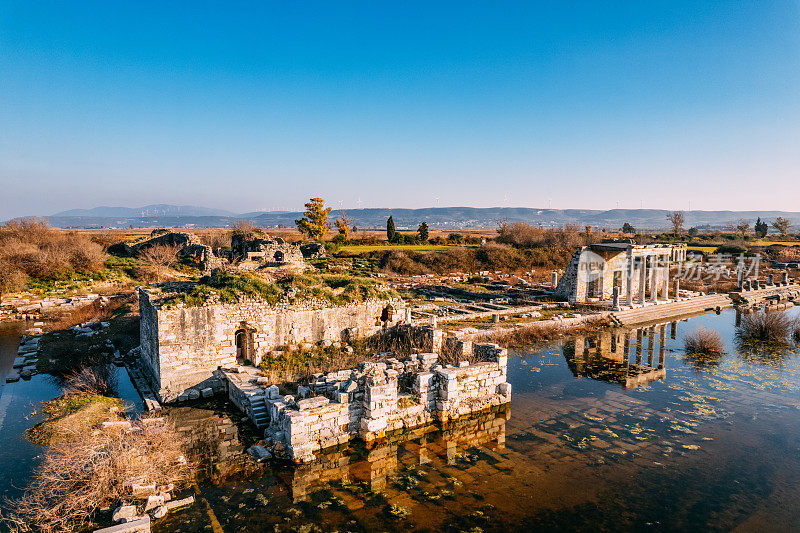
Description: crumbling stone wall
230,234,304,266
259,344,511,462
138,289,403,401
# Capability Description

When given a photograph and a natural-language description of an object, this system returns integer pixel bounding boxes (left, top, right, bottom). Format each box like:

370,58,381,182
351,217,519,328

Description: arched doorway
235,327,254,365
273,251,285,263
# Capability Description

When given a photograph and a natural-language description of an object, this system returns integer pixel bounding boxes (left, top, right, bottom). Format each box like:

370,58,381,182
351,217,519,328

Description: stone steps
249,396,269,429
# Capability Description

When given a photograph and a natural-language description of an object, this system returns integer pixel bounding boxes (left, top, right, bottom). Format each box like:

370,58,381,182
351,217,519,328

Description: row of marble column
623,253,672,307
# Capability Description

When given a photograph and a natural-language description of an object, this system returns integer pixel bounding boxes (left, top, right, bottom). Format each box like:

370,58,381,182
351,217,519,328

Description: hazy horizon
2,2,799,220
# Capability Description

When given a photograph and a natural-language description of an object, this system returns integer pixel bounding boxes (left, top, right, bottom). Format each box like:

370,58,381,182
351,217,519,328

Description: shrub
684,328,724,355
0,218,105,294
738,310,793,342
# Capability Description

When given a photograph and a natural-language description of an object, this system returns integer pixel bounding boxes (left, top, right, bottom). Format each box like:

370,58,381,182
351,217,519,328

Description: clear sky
1,1,799,219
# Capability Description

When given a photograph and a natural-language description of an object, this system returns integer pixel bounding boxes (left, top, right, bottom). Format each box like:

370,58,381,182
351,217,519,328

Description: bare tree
772,217,790,237
735,219,751,237
139,244,179,282
666,211,685,235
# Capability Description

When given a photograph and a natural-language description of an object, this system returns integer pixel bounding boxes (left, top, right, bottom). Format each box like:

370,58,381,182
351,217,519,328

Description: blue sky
1,1,798,218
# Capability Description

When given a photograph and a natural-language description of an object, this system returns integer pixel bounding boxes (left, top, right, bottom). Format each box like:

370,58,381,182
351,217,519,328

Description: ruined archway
235,326,255,365
273,250,285,263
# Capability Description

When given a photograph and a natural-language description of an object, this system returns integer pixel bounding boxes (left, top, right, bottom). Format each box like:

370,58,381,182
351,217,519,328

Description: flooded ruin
4,307,800,531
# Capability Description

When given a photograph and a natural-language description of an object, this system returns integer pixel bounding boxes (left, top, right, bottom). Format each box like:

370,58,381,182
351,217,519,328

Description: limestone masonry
555,241,687,306
225,342,510,462
139,289,403,401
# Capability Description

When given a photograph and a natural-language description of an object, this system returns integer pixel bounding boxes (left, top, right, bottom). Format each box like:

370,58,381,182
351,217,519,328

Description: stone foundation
248,343,510,462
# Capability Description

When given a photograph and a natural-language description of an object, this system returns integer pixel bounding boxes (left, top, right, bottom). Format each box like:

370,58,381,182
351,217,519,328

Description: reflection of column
446,439,457,465
418,435,431,465
639,256,647,304
670,321,677,340
623,332,630,367
659,324,666,368
647,326,655,366
636,329,643,365
735,309,741,327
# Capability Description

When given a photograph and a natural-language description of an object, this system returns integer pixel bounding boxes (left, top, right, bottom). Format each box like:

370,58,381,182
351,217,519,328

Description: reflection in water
284,405,508,503
563,325,667,387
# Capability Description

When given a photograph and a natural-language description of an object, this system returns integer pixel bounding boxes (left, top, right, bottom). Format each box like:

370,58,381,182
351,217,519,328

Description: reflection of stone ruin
564,324,673,388
284,405,508,502
225,342,511,462
555,242,687,306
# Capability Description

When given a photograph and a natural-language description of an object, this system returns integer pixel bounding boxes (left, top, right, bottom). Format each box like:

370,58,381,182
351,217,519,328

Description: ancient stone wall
258,344,510,462
138,289,403,401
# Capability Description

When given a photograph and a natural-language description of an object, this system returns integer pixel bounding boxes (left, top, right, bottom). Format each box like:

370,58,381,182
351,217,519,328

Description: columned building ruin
554,242,687,307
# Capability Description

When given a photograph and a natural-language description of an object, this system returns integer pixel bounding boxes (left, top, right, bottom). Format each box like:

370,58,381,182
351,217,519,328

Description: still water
3,308,800,531
0,322,142,506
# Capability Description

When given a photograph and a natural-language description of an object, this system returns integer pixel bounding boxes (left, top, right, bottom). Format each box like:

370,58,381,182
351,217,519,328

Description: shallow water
155,307,800,532
4,308,800,531
0,322,143,506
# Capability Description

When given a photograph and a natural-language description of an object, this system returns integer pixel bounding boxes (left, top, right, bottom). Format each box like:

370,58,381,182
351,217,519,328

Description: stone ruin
228,343,511,463
229,233,305,267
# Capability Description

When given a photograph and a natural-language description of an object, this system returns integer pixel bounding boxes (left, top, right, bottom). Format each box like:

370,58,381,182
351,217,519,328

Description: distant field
687,246,718,253
339,244,451,253
758,241,800,246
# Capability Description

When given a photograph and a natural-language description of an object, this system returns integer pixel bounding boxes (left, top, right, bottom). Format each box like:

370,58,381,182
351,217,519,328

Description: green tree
295,197,332,240
386,216,396,243
688,227,699,236
754,217,768,238
621,222,635,234
417,221,429,242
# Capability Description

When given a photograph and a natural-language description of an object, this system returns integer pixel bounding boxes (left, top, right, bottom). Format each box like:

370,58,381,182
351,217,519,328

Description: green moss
162,272,396,308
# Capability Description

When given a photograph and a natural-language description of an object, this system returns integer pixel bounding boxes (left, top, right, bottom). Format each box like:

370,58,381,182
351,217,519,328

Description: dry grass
738,310,794,342
2,368,191,533
0,218,105,294
684,328,725,355
476,316,611,349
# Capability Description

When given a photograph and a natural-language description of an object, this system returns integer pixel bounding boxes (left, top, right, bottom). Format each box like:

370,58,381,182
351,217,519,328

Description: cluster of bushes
496,222,587,249
162,271,396,307
374,243,574,275
0,218,106,295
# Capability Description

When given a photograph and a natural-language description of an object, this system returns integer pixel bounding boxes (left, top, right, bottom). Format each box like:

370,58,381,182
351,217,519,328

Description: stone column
626,249,634,307
612,286,620,311
737,258,744,289
673,279,680,300
662,254,669,300
552,271,558,288
783,272,789,285
639,255,647,305
650,256,658,303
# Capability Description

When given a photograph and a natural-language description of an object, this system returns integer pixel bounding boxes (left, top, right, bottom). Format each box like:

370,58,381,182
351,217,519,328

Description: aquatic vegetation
737,310,794,342
386,503,411,519
683,327,724,362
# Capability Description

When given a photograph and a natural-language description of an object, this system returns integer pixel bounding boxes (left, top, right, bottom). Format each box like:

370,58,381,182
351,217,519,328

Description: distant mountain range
26,205,800,231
